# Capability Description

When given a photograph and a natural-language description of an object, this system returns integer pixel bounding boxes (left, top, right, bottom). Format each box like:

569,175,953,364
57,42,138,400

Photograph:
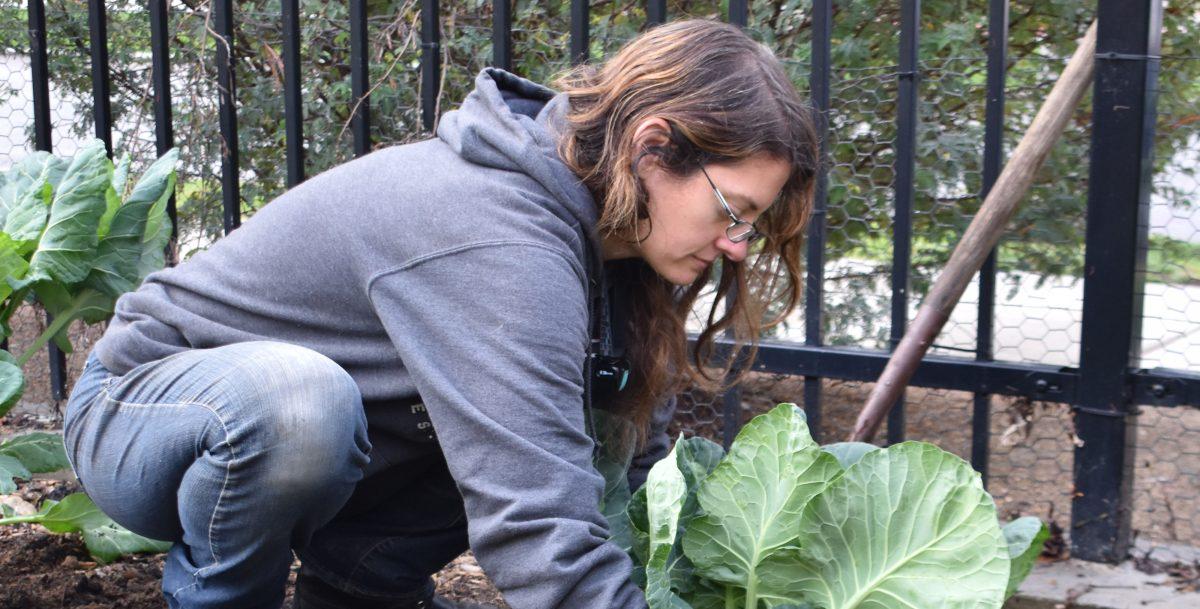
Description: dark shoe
293,569,497,609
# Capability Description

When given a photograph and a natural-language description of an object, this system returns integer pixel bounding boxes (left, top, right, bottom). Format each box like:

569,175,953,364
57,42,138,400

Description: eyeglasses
699,165,763,244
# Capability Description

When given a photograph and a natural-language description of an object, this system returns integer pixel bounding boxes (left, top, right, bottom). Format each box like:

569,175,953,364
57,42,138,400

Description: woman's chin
644,257,710,286
669,264,710,286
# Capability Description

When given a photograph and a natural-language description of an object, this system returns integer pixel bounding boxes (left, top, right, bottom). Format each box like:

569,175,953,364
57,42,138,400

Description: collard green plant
0,138,176,416
0,139,177,563
599,404,1049,609
0,431,70,494
0,492,171,563
1002,516,1052,600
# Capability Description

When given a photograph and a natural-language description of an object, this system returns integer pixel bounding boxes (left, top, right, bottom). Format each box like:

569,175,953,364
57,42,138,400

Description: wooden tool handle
850,21,1098,443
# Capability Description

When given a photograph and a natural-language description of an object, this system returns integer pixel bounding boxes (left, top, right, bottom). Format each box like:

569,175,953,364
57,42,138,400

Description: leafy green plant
599,404,1048,609
0,138,177,390
0,431,71,494
0,138,177,562
0,493,171,563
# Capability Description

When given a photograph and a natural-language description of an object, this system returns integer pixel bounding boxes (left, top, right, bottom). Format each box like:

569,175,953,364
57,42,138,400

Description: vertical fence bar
804,0,832,443
26,0,50,375
646,0,666,27
887,0,920,445
493,0,512,71
151,1,174,156
715,5,753,448
214,0,241,233
12,0,51,358
87,0,112,155
721,283,742,450
350,0,371,156
421,0,441,131
57,0,115,398
728,0,747,26
1073,0,1161,563
570,0,589,65
282,0,304,186
28,0,50,152
150,0,178,264
972,0,1008,483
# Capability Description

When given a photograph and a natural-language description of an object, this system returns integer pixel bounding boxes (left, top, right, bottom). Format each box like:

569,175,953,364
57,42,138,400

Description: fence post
646,0,666,27
570,0,589,65
493,0,512,71
1073,0,1161,562
27,0,51,153
888,0,921,444
803,0,832,442
420,0,441,131
213,0,241,234
350,0,371,156
87,0,112,155
727,0,747,27
972,0,1009,484
282,0,304,186
28,0,68,399
149,0,178,264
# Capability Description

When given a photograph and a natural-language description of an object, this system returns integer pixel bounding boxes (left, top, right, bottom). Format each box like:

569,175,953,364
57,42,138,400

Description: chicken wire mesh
0,1,88,169
1140,54,1200,372
1125,47,1200,554
0,0,1197,557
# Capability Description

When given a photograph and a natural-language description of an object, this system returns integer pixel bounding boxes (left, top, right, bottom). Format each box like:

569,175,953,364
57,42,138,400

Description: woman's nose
715,235,750,262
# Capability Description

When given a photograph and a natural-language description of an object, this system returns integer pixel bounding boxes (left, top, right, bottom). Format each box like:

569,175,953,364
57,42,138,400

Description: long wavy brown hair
555,19,819,439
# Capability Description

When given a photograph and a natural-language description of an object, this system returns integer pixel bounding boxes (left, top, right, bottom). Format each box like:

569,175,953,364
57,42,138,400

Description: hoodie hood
436,68,602,278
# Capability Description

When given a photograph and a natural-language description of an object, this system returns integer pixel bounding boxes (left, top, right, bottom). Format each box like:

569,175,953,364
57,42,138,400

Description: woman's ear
629,117,674,174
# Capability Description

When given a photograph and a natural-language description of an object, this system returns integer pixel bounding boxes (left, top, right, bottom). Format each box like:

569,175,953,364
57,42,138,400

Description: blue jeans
64,341,470,609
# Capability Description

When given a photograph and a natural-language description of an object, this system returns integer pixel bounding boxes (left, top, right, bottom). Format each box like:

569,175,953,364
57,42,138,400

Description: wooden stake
850,21,1098,443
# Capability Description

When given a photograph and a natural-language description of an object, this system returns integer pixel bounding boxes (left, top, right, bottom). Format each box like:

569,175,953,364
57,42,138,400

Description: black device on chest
590,262,632,402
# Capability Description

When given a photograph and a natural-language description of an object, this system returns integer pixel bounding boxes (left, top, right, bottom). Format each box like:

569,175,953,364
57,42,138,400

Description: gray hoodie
92,68,665,609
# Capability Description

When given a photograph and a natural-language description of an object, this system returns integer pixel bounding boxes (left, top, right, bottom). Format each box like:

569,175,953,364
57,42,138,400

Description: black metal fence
9,0,1199,564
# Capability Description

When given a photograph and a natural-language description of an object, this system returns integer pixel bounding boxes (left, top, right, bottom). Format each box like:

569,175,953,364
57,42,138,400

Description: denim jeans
64,341,470,609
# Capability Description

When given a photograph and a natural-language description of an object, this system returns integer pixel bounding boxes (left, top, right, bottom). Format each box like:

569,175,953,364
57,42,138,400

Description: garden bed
0,418,507,609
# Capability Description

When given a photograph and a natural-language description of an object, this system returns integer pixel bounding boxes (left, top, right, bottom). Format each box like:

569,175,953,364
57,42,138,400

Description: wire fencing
1,0,1196,561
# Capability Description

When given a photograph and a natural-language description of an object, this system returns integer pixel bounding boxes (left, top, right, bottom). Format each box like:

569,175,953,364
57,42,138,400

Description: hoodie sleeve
367,242,647,609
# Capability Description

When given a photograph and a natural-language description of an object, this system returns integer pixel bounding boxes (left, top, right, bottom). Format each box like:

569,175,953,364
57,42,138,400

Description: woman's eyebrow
724,190,762,214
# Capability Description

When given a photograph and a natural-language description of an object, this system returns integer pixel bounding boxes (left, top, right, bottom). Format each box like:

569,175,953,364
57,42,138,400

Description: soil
0,474,507,609
0,516,509,609
0,423,508,609
0,305,511,609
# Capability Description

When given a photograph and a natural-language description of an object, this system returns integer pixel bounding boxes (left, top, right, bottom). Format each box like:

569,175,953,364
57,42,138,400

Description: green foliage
0,140,177,563
602,404,1049,608
818,440,879,468
783,443,1008,608
0,431,71,473
1003,516,1051,600
0,455,28,495
0,493,172,564
1146,234,1200,285
0,350,23,417
0,138,176,373
0,431,70,493
682,407,841,606
26,141,113,285
644,442,691,609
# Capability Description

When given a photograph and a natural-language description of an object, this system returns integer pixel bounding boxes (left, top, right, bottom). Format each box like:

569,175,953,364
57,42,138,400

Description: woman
63,18,818,609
